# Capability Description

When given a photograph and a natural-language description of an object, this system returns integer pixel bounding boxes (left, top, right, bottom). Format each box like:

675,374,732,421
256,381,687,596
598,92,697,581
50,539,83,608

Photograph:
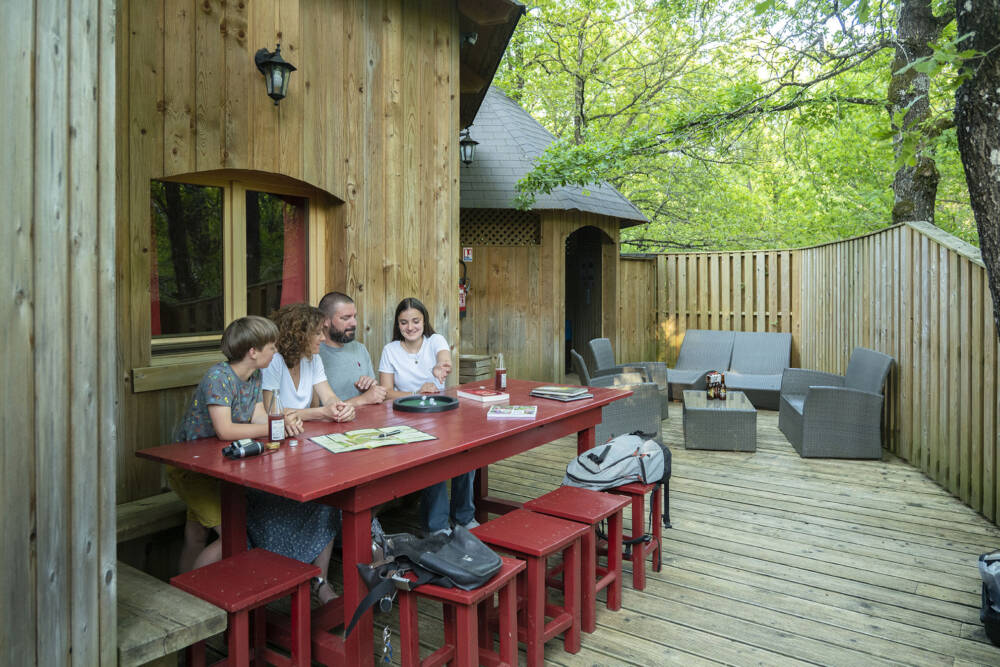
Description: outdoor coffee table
682,390,757,451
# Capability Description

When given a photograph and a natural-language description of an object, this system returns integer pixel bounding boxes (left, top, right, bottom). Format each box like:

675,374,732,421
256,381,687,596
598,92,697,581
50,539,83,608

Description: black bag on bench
345,523,502,637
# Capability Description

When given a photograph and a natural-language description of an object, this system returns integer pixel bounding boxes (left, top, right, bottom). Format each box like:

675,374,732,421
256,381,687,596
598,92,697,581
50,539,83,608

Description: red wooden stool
472,509,588,667
608,482,663,591
523,486,631,633
398,555,525,667
170,548,319,667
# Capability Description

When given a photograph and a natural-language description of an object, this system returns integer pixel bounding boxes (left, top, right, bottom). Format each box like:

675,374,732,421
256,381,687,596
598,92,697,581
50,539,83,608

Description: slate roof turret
460,86,648,227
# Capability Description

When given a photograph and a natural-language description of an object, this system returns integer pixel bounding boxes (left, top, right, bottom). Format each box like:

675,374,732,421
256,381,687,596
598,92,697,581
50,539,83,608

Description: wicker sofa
778,347,894,459
663,330,791,409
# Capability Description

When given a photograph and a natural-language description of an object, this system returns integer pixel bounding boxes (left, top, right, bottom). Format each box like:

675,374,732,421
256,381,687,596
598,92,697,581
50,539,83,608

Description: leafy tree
954,0,1000,330
499,0,977,250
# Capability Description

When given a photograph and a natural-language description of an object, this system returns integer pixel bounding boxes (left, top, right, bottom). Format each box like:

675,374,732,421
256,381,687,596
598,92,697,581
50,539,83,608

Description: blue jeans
421,471,476,533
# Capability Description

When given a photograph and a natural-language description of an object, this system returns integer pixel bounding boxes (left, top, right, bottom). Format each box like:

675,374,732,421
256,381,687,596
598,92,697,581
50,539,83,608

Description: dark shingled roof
460,87,648,227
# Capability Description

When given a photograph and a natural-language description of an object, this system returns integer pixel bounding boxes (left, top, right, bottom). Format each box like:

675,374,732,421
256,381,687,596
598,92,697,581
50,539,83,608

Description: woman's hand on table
418,382,439,394
283,410,305,435
325,401,356,422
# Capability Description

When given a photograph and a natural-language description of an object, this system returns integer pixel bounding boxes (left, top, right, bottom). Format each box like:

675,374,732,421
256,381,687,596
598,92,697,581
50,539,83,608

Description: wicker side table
682,390,757,451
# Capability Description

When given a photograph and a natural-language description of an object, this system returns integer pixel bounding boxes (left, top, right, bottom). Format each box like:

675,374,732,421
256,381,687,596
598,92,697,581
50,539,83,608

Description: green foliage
498,0,978,251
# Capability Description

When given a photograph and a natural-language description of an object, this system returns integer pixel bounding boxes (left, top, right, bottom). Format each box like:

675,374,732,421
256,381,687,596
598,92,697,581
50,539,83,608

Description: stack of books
529,385,593,402
456,387,509,403
458,354,492,383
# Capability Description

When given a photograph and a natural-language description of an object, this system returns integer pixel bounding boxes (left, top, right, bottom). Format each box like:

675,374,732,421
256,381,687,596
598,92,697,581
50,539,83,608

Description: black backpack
345,524,502,637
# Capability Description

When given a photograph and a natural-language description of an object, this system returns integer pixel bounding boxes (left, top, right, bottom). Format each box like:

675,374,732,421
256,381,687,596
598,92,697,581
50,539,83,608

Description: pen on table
376,429,402,439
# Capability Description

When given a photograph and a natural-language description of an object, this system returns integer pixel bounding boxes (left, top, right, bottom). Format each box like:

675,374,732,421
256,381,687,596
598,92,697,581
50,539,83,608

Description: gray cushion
726,372,782,392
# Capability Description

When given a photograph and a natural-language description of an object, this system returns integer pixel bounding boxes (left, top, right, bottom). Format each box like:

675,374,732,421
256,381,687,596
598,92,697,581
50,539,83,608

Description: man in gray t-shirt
318,292,387,406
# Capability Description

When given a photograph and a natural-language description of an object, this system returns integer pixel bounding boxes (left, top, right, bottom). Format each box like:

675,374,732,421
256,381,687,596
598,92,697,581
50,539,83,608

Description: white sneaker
460,519,480,530
431,527,452,537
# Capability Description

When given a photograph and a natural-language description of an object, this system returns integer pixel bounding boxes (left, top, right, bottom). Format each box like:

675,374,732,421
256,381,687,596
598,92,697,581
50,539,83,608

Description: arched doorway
565,226,612,367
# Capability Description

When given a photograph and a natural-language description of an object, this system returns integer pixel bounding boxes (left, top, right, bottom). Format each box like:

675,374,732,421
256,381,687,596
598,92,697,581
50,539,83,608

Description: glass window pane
150,181,224,338
246,191,308,316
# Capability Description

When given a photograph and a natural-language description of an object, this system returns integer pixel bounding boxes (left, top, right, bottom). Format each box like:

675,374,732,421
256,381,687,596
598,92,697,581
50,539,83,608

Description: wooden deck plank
463,408,1000,666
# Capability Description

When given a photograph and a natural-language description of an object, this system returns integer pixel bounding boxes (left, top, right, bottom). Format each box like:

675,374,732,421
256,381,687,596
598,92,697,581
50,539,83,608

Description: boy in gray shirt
318,291,387,406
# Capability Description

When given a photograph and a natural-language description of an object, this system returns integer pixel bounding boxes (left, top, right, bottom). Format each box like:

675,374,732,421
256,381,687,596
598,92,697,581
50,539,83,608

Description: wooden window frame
136,171,330,392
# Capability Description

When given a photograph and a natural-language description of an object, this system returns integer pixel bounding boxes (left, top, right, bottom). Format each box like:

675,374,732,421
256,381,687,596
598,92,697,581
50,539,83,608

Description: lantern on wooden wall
459,127,479,166
254,44,297,106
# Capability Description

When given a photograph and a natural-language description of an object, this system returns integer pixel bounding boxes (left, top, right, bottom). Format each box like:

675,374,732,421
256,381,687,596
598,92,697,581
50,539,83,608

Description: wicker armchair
665,330,735,399
778,347,894,459
587,338,670,418
570,349,662,444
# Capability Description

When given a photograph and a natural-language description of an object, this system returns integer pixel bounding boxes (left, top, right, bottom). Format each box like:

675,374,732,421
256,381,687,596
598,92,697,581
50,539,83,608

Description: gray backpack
563,433,665,490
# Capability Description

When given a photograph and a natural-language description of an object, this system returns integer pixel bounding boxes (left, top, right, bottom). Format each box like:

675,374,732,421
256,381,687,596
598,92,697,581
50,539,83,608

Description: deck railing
621,221,1000,522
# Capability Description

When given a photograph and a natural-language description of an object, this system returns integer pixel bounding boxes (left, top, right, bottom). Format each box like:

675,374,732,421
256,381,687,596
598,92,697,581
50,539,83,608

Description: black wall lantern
255,43,297,106
459,127,479,166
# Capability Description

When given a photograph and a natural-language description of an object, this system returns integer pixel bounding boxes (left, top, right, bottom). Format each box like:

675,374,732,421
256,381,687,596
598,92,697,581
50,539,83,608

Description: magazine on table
486,404,538,419
311,426,435,454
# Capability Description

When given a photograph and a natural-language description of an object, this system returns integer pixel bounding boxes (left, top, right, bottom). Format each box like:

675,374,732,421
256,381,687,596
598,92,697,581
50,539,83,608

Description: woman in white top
262,303,355,423
378,298,452,397
253,303,356,605
379,298,476,535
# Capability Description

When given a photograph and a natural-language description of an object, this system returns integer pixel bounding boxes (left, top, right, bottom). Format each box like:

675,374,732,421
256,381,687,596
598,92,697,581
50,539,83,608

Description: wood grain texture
117,562,226,667
3,2,117,663
118,0,462,502
2,1,38,663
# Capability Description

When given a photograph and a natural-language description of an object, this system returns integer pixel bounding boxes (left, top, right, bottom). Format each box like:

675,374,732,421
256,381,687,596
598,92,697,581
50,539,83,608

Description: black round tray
392,394,459,413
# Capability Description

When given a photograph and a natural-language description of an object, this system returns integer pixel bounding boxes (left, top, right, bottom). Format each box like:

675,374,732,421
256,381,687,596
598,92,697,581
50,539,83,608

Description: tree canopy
494,0,978,251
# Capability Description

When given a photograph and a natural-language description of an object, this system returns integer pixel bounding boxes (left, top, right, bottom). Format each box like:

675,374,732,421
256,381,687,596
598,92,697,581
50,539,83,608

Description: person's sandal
310,576,339,607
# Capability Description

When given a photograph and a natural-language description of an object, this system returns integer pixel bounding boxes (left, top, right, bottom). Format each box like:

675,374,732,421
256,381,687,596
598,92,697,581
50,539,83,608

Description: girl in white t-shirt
254,303,356,605
379,298,476,535
378,298,452,397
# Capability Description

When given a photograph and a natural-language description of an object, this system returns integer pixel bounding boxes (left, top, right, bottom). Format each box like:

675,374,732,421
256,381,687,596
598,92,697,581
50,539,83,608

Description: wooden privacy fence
620,221,1000,523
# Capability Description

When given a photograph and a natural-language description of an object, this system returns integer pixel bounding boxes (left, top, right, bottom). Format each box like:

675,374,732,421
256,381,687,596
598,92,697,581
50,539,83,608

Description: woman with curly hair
262,302,355,423
247,302,355,605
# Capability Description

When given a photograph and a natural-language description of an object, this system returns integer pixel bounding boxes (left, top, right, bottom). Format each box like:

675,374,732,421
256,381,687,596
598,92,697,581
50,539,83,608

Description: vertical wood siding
1,1,118,663
458,213,620,382
620,222,1000,524
118,0,461,503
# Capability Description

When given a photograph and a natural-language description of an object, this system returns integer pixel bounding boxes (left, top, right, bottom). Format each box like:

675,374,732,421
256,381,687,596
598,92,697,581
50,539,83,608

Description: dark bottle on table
719,373,727,401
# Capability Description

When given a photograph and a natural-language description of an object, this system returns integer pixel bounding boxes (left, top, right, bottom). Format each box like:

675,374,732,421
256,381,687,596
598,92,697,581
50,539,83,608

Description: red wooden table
137,379,628,666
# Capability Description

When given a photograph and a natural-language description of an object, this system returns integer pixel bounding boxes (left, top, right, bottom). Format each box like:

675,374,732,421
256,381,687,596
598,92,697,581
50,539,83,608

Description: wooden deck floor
379,408,1000,666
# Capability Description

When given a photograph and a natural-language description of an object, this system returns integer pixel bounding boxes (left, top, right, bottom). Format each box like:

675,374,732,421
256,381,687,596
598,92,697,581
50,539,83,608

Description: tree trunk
888,0,947,223
573,27,586,145
955,0,1000,333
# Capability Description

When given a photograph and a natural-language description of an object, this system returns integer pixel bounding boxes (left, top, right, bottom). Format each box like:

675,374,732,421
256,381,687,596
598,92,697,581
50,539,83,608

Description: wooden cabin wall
1,1,118,663
458,212,620,382
117,0,461,503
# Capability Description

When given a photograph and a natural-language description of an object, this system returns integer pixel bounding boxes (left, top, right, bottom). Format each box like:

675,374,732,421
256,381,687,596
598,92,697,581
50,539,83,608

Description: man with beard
317,291,388,406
